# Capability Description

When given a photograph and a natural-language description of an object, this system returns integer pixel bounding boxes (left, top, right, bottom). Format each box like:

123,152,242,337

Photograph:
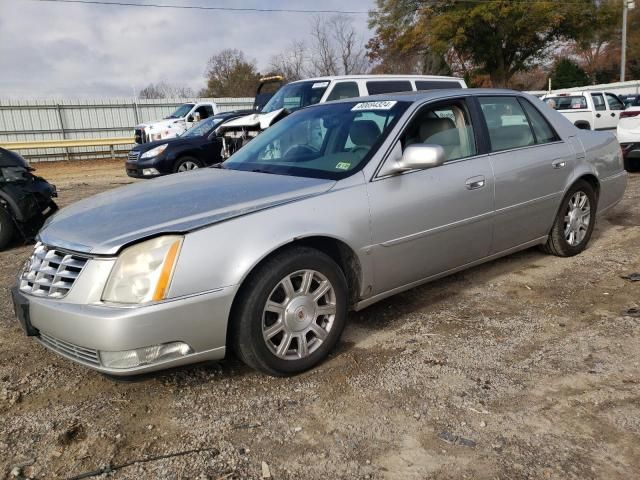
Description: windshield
181,115,226,137
544,96,587,110
261,81,329,114
166,103,194,119
223,100,409,180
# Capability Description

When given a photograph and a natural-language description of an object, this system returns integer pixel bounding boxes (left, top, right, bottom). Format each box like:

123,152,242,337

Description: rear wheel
0,207,15,251
231,247,348,376
175,156,202,173
542,180,596,257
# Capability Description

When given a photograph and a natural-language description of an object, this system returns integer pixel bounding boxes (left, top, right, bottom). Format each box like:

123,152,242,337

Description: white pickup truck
134,102,218,144
541,91,625,131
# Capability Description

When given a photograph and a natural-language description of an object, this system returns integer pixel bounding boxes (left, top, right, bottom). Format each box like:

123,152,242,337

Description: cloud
0,0,373,98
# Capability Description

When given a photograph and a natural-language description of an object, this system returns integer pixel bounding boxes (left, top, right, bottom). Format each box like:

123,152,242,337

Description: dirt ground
1,159,639,480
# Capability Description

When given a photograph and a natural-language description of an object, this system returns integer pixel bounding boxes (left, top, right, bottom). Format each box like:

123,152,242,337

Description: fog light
100,342,193,369
142,168,159,176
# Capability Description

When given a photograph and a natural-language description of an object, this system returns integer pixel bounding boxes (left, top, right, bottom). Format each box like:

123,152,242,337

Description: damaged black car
0,148,58,250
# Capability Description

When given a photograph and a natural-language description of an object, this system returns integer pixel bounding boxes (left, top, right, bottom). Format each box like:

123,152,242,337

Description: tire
542,180,597,257
0,207,15,251
174,156,202,173
231,246,348,376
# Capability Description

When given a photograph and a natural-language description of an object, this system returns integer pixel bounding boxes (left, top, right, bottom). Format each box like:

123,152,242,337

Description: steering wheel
282,144,318,160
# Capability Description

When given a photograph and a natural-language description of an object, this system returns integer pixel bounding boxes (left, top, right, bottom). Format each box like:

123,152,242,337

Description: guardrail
0,137,135,150
0,137,135,161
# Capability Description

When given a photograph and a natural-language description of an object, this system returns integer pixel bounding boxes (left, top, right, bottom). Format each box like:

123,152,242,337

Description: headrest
349,120,381,147
419,117,455,143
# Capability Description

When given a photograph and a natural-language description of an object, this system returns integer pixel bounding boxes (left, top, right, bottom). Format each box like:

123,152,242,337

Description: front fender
167,173,373,302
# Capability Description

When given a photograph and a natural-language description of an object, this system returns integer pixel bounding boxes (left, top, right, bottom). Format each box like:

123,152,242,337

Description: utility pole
622,0,636,82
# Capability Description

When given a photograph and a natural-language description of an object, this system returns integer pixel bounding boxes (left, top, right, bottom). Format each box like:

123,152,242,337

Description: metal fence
0,97,253,162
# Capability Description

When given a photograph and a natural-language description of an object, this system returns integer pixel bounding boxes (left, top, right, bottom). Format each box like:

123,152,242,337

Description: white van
218,75,467,158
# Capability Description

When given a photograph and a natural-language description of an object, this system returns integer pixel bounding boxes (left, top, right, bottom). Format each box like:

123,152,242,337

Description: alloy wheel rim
564,191,590,246
178,161,199,172
262,269,336,360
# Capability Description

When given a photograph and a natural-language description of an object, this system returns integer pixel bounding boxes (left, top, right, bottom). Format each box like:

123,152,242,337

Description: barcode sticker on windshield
351,101,397,111
312,81,330,89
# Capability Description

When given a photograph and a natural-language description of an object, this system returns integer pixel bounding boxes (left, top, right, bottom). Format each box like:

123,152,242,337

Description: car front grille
39,333,101,366
128,150,141,163
19,243,89,298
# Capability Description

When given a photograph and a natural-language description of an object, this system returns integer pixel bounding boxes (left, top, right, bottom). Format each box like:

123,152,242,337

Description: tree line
139,0,640,99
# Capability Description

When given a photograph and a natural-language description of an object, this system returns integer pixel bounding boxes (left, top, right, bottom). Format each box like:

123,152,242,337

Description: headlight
141,144,168,159
102,236,183,304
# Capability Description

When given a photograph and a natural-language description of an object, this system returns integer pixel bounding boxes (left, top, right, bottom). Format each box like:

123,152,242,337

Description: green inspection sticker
335,162,351,170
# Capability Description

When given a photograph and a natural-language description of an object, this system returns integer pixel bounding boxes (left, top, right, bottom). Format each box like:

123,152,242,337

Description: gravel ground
1,159,639,480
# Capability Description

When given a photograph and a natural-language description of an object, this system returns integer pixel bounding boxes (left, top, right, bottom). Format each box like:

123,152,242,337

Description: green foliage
369,0,595,86
551,58,590,89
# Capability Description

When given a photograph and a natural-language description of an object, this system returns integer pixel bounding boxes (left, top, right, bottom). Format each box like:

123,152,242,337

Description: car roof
322,88,523,106
289,74,465,84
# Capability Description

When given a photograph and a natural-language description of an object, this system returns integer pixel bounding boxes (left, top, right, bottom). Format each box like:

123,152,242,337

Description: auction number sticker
312,81,330,89
351,101,397,111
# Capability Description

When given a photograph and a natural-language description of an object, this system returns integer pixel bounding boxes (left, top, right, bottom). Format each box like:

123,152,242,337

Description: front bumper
12,285,237,376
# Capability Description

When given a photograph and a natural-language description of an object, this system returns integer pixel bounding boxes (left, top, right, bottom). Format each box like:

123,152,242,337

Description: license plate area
11,287,38,336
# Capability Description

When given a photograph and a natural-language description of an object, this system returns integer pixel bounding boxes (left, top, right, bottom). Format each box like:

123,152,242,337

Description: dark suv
126,111,250,178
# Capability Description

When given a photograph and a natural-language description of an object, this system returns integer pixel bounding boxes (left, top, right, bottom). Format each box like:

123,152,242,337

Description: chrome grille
128,150,141,162
19,242,89,298
39,333,100,366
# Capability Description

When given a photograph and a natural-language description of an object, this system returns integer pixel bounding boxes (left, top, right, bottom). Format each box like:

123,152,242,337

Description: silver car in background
12,89,627,376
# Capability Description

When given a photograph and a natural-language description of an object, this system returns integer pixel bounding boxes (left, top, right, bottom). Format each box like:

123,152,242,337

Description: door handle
552,160,566,169
596,113,601,118
611,113,616,117
465,176,485,190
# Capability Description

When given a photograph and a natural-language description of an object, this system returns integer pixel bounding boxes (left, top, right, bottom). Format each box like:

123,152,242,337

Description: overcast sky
0,0,374,98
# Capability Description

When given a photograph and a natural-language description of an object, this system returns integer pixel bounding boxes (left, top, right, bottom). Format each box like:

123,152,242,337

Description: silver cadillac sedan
12,89,627,376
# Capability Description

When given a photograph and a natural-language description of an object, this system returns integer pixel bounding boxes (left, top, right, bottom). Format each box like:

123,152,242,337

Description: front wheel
174,156,202,173
0,207,15,251
542,180,597,257
231,247,348,376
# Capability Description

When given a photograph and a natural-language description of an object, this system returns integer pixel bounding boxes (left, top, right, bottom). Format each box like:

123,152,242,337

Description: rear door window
366,81,413,95
519,99,559,144
591,93,606,111
478,97,535,152
326,82,360,101
415,80,462,90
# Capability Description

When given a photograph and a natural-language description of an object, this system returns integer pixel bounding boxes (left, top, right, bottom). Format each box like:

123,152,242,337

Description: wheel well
225,237,363,351
577,174,600,201
240,237,362,308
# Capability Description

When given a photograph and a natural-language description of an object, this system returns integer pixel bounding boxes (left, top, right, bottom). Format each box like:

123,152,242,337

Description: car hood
131,136,201,153
137,118,185,131
219,108,286,131
39,168,335,255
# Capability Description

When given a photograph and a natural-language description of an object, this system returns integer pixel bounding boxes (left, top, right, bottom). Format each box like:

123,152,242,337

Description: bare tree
309,16,339,76
269,40,308,81
328,15,368,75
307,15,370,77
138,81,195,99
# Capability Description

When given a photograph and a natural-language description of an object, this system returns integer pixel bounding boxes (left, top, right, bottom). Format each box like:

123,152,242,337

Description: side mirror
380,144,446,176
187,115,194,122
